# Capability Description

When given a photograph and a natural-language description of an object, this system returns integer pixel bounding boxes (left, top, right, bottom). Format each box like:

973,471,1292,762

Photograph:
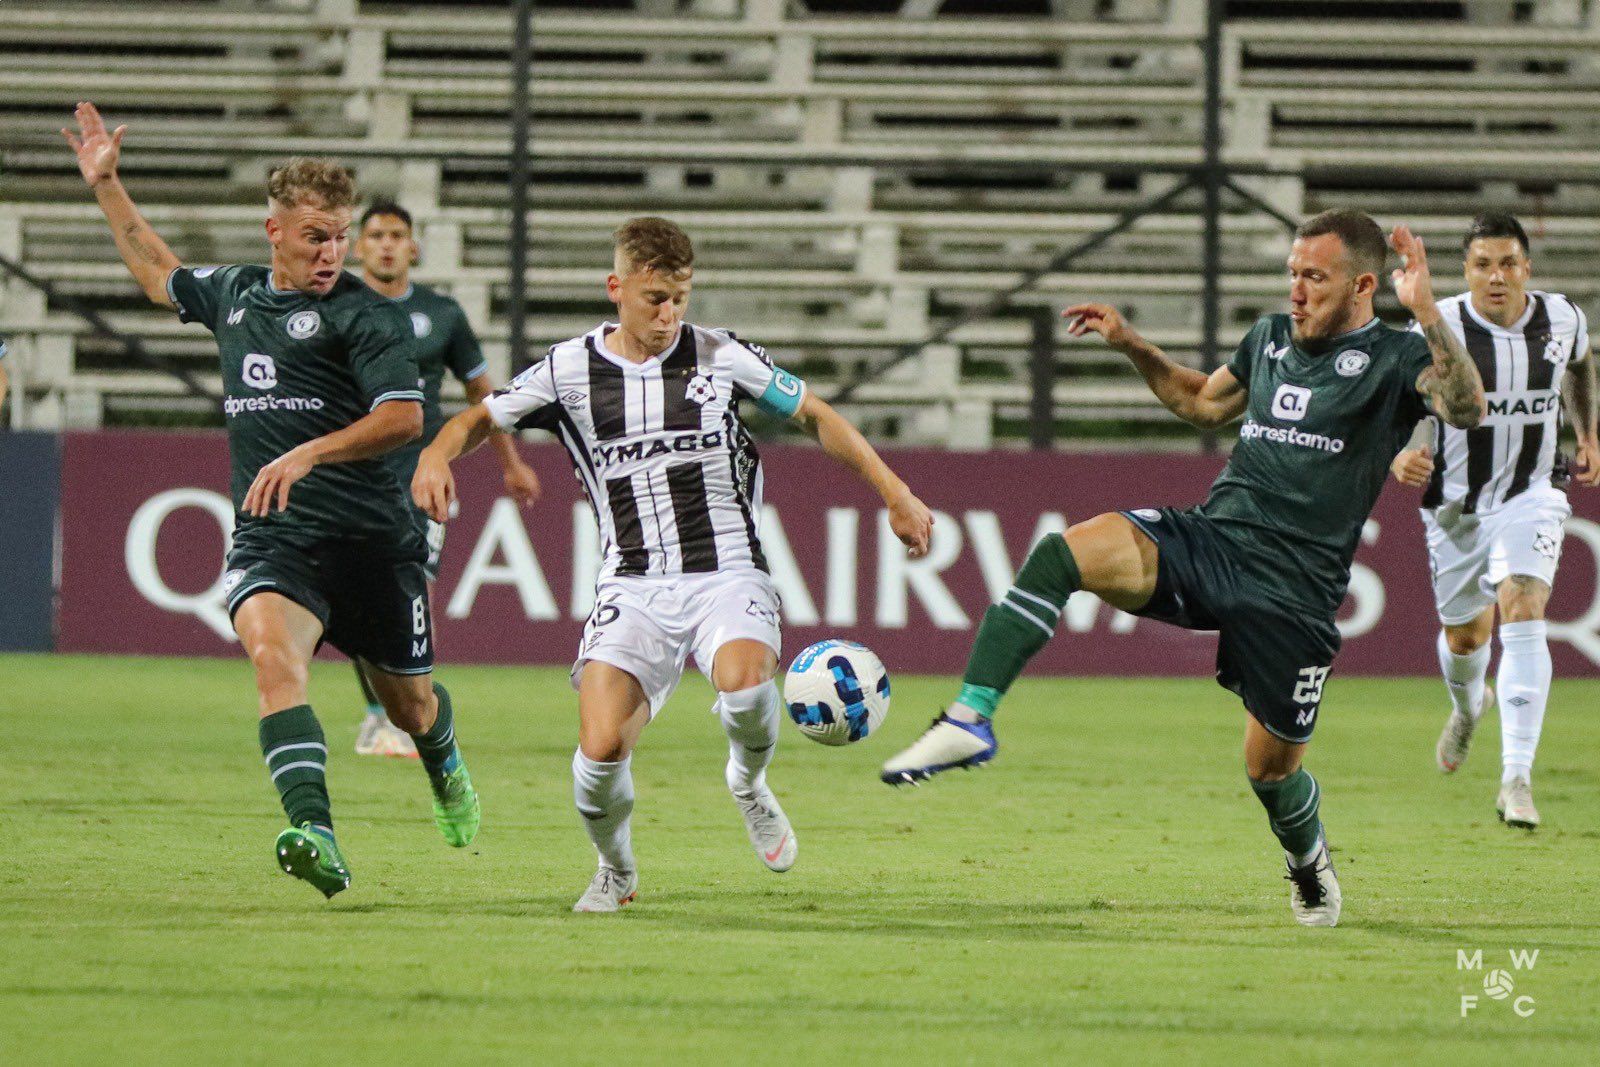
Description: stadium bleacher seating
3,0,1597,446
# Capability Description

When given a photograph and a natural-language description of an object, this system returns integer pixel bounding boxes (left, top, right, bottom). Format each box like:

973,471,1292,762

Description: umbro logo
1507,696,1531,708
561,390,587,405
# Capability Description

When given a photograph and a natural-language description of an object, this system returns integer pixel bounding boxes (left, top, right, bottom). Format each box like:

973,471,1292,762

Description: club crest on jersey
1543,336,1568,365
222,569,245,594
1334,350,1370,377
686,374,716,405
410,312,432,338
193,267,218,279
242,353,277,391
286,310,320,340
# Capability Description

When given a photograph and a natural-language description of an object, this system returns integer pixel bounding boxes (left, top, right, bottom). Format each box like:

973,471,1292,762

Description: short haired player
347,198,542,757
66,102,481,899
881,209,1485,927
1388,211,1598,829
414,217,933,911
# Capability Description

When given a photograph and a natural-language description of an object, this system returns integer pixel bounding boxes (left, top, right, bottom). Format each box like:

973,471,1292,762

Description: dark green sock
1249,769,1324,861
957,533,1082,717
411,682,461,779
259,705,333,834
355,663,383,716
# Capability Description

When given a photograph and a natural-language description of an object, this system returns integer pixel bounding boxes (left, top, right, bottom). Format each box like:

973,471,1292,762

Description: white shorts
1421,487,1570,626
571,570,782,716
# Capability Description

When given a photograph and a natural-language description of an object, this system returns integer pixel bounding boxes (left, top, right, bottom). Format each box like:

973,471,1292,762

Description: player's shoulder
1530,289,1584,326
191,263,264,291
408,282,465,317
692,323,772,366
326,273,410,330
1370,317,1430,360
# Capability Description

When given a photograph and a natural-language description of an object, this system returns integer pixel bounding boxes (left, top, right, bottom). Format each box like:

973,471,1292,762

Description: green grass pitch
2,653,1597,1065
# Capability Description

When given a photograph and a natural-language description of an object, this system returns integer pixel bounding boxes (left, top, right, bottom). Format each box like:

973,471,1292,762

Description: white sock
572,750,636,872
946,703,982,724
718,680,780,795
1497,621,1551,784
1437,630,1490,720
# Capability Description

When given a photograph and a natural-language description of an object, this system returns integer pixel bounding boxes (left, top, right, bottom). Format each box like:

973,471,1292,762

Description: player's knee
1497,576,1549,623
1444,629,1488,656
579,734,630,763
245,640,307,698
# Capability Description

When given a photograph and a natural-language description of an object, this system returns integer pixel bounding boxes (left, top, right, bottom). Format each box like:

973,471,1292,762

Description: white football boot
1285,839,1342,927
355,715,419,757
733,785,797,872
573,867,638,913
1436,685,1490,773
1497,777,1539,830
880,712,997,785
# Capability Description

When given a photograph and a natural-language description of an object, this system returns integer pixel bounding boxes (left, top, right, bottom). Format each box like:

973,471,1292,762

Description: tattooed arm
63,102,180,307
1390,225,1485,429
1564,354,1600,486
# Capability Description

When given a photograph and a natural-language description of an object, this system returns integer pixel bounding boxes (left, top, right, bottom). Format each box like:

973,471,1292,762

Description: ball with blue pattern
783,639,891,746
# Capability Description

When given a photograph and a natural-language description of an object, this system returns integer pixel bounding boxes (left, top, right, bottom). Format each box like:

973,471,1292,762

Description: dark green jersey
384,282,487,477
168,264,424,550
1200,314,1433,610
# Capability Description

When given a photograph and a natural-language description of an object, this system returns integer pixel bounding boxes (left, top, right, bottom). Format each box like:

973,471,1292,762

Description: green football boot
430,765,481,847
274,823,351,899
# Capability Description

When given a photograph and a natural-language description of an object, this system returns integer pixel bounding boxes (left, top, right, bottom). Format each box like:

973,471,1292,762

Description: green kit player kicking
66,102,481,898
882,210,1487,927
348,198,541,757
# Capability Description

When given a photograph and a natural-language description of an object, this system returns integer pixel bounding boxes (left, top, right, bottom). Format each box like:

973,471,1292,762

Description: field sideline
2,654,1597,1065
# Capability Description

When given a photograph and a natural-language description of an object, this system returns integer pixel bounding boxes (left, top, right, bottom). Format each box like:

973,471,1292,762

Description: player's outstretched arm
63,102,180,308
1064,303,1247,429
1390,225,1484,429
464,374,541,506
242,400,422,517
412,403,498,523
790,392,932,558
1564,355,1600,486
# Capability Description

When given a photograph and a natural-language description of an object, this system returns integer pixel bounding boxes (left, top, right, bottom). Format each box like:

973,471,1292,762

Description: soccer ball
783,639,891,746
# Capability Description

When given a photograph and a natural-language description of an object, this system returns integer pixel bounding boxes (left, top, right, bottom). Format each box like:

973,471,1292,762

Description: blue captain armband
756,367,806,418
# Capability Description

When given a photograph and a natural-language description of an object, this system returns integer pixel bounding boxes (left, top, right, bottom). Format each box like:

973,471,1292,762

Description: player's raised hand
62,102,125,189
1390,445,1435,488
1573,439,1600,487
1063,303,1141,352
1389,225,1437,317
243,446,316,517
412,451,458,524
888,491,934,559
502,458,542,508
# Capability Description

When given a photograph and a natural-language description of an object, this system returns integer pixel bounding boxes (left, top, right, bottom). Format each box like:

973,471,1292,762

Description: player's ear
1354,270,1378,299
409,237,419,267
264,215,281,248
605,273,622,303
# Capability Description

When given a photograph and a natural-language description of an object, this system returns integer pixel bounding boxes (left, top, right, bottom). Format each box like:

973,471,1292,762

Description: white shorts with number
1421,486,1570,626
571,569,782,716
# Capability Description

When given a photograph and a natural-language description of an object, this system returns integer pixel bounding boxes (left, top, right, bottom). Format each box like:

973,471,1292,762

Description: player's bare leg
882,513,1154,783
1494,575,1551,828
1246,719,1339,926
355,660,417,757
1436,609,1494,773
571,663,650,911
712,640,794,872
235,593,350,897
363,667,479,845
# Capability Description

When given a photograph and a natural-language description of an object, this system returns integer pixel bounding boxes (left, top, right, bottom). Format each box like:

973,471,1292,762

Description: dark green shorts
1121,507,1341,743
223,531,434,676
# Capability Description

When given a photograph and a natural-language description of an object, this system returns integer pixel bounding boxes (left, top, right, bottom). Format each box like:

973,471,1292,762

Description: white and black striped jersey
1415,291,1589,514
484,322,807,581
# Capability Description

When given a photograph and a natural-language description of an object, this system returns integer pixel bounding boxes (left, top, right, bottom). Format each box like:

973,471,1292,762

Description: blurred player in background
65,102,481,899
0,336,9,422
1387,212,1598,829
349,199,541,757
414,217,933,912
883,210,1485,927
